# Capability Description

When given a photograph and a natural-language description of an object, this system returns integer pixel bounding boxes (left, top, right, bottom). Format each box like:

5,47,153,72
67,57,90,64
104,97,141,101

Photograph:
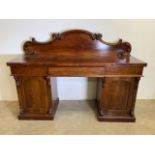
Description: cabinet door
100,77,135,115
16,76,51,114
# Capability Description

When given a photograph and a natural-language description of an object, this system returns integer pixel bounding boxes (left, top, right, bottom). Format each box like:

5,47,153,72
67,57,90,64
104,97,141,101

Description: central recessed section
57,77,97,100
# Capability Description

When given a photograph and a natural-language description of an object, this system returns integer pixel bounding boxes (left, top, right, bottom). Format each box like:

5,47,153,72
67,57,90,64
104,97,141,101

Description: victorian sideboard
7,29,147,122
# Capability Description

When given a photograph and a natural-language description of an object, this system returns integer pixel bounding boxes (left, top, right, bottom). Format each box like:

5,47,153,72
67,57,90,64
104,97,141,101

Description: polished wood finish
97,77,140,122
7,29,147,122
14,76,58,120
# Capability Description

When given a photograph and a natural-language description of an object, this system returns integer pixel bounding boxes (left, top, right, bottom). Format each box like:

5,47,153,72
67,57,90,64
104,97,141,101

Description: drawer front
11,66,47,76
104,65,143,76
48,67,104,77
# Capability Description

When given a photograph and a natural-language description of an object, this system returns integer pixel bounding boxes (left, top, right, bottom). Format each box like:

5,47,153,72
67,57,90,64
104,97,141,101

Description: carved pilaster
130,77,141,117
44,76,53,115
14,76,20,87
101,78,105,88
44,76,51,86
14,77,25,114
134,77,141,89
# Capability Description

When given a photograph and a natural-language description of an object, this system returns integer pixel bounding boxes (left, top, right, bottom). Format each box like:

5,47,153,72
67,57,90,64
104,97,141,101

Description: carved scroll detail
117,42,132,53
117,50,125,59
115,41,132,60
23,40,37,56
91,33,102,40
91,32,132,60
52,33,63,40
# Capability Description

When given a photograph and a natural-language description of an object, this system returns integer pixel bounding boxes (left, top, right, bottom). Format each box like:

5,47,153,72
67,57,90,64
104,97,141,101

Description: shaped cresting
23,29,132,62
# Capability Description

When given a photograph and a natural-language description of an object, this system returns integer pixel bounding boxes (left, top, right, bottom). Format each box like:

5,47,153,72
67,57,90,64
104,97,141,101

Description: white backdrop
0,19,154,100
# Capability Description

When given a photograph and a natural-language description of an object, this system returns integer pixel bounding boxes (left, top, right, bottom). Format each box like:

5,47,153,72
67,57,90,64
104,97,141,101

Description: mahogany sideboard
7,29,147,122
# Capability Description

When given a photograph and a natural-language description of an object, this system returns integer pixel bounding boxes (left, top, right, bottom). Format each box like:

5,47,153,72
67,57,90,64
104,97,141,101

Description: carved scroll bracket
52,33,64,40
117,42,132,53
115,41,132,60
23,40,38,56
116,49,130,60
91,33,102,40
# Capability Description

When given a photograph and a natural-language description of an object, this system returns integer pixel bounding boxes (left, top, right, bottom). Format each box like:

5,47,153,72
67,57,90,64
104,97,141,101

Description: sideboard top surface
7,55,147,67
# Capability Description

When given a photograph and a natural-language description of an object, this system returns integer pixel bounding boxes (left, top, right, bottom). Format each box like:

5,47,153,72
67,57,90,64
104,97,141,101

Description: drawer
48,67,104,77
11,66,47,76
105,65,143,76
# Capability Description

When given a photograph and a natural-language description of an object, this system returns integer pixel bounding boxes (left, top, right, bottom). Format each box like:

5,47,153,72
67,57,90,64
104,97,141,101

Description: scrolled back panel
23,29,132,62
